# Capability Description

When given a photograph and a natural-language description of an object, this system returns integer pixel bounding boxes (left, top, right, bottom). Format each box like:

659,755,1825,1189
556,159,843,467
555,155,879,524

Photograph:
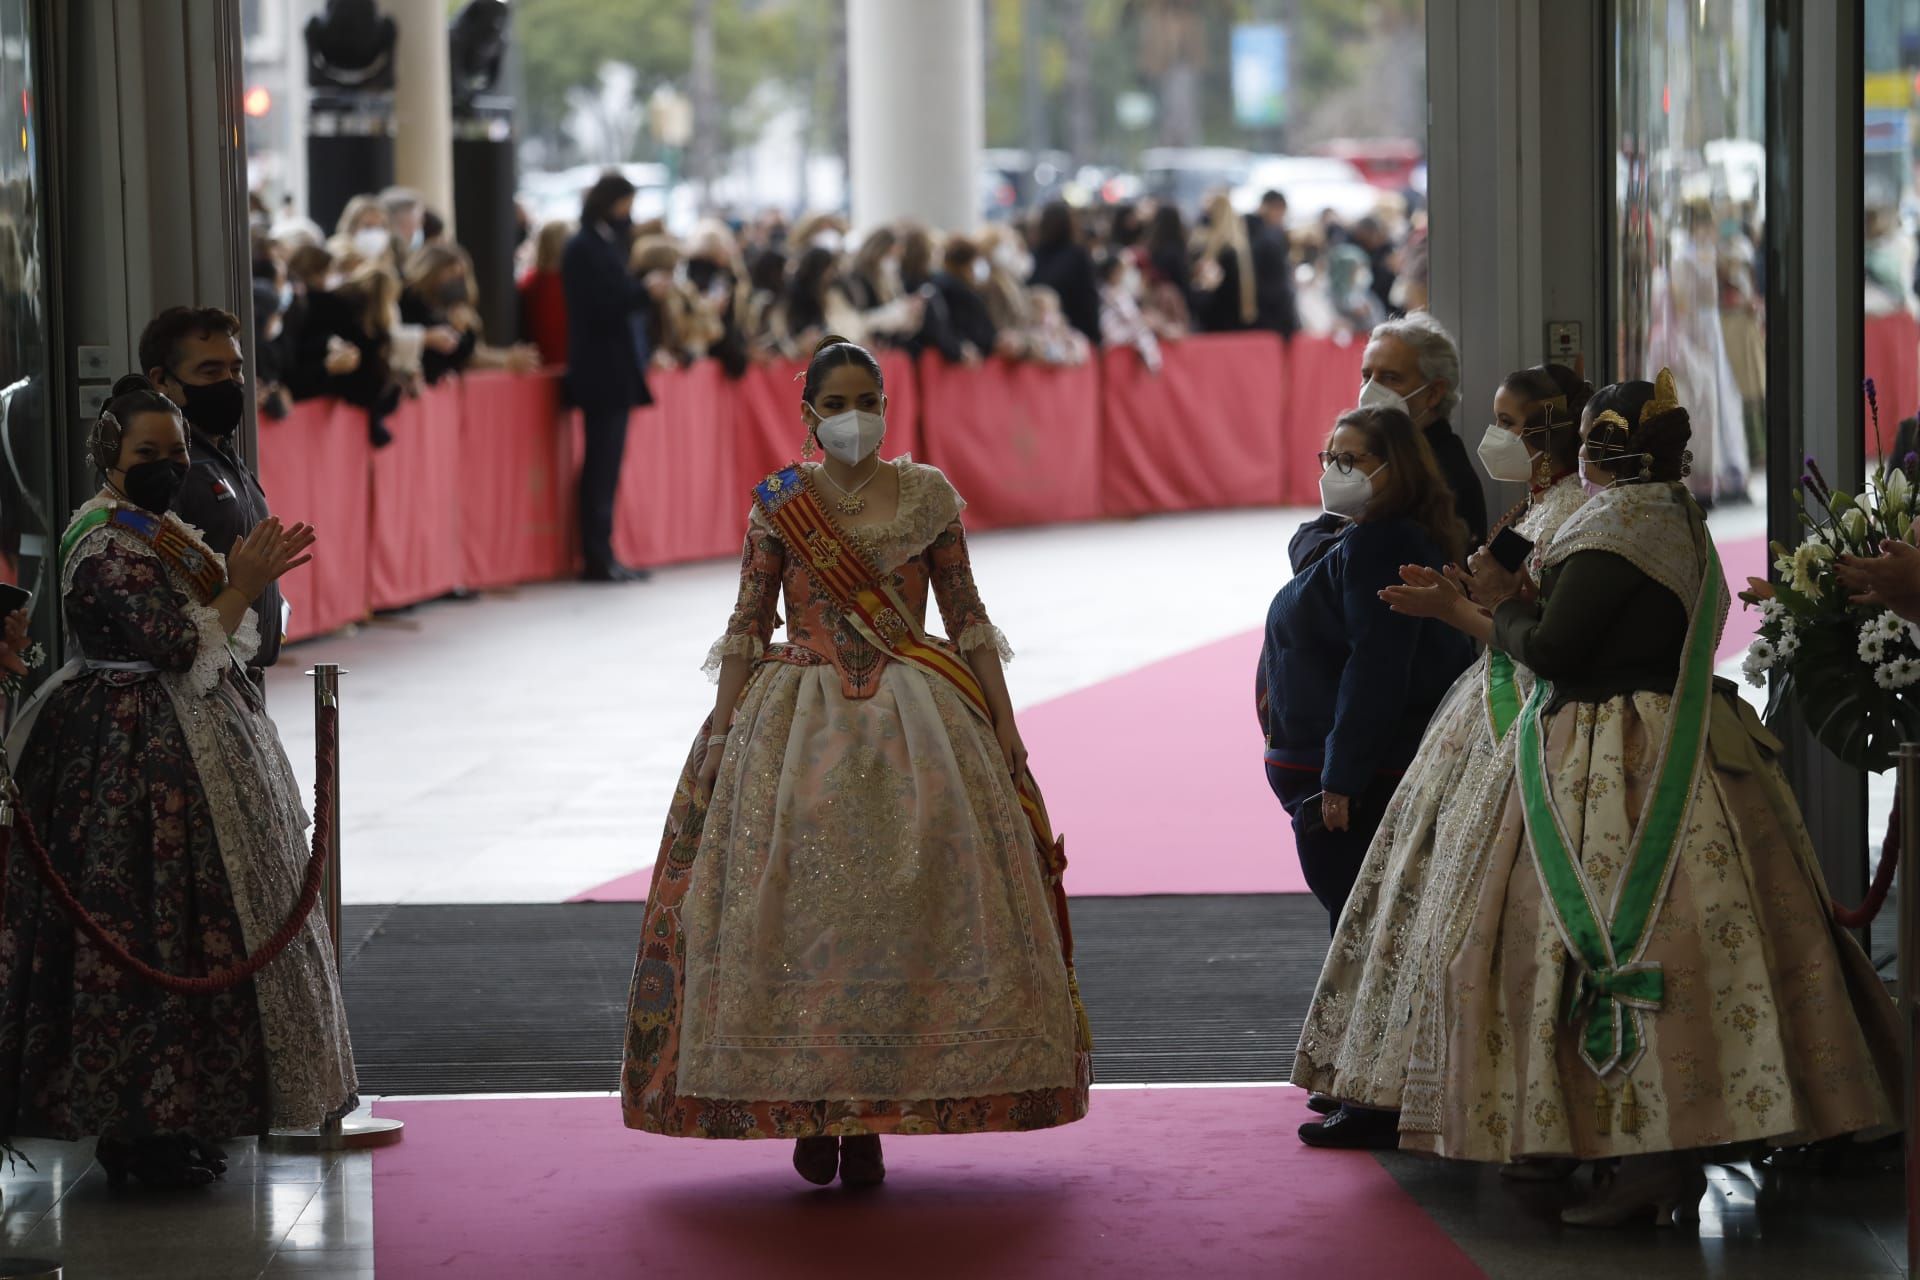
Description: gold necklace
818,461,881,515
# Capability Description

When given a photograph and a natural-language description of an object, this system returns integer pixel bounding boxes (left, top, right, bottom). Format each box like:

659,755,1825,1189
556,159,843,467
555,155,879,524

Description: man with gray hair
1289,311,1487,577
1356,311,1486,547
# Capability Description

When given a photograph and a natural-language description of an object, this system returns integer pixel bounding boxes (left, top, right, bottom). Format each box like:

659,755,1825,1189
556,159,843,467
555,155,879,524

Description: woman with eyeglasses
1256,406,1475,934
1377,372,1898,1225
1290,364,1593,1151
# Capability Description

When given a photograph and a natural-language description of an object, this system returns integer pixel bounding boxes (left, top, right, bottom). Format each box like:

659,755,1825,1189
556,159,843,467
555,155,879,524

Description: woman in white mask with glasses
619,336,1091,1190
1289,365,1594,1152
1256,407,1475,941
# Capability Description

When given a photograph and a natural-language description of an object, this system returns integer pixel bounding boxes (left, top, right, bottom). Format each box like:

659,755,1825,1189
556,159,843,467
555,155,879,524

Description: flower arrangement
1743,380,1920,772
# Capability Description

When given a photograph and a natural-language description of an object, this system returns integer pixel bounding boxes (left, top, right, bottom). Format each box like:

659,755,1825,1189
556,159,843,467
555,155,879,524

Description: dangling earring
801,430,818,461
1531,450,1552,488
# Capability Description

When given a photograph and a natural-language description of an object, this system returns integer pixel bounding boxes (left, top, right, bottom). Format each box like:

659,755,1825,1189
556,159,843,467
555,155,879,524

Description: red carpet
370,1088,1484,1279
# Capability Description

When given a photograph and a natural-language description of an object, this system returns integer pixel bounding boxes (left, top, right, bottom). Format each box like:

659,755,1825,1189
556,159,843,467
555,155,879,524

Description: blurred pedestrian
563,172,654,583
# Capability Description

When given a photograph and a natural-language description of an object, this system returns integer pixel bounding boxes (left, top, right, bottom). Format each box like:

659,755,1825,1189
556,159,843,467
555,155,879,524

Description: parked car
981,148,1074,219
1139,147,1255,217
1315,138,1424,191
1231,156,1380,229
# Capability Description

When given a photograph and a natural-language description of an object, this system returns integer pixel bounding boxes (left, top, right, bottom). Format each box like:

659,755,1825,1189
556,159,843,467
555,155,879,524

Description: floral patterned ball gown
0,499,357,1143
621,460,1092,1139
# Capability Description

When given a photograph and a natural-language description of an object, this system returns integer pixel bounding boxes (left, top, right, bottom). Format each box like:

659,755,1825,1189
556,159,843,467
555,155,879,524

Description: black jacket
399,289,479,386
1423,417,1488,550
930,272,997,360
562,223,654,413
1029,242,1102,347
175,426,283,669
1247,216,1299,340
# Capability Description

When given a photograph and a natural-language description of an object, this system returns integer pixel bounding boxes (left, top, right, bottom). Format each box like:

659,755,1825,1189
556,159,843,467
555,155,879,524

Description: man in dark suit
141,306,284,688
562,172,655,583
1249,191,1300,340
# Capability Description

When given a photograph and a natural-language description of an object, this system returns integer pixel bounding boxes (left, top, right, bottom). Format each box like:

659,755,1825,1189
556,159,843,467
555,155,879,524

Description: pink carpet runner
573,534,1771,904
370,1088,1484,1279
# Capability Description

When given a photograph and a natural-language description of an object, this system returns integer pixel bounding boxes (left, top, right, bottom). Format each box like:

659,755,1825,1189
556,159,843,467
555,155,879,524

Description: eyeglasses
1318,451,1371,475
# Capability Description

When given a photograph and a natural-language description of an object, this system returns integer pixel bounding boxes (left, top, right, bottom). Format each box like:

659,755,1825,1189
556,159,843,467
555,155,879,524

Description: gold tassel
1619,1079,1644,1136
1067,970,1094,1053
1592,1082,1612,1136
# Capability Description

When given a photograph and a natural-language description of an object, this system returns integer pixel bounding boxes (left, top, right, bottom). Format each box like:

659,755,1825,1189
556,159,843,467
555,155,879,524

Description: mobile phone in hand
1488,527,1535,573
0,584,31,617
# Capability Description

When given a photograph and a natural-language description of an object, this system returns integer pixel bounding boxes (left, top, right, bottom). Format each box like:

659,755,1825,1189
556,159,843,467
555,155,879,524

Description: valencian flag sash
1514,538,1725,1077
61,505,227,604
752,465,1093,1052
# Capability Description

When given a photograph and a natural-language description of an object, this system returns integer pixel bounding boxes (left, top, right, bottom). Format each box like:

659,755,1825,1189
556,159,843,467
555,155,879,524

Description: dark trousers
1266,764,1399,933
578,404,631,573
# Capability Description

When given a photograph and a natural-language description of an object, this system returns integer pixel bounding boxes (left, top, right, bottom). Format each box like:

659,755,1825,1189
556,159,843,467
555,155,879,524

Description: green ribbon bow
1571,963,1666,1069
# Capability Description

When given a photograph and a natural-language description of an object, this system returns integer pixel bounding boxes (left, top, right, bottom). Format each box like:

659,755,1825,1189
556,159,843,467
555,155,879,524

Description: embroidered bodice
707,460,1010,698
59,498,260,698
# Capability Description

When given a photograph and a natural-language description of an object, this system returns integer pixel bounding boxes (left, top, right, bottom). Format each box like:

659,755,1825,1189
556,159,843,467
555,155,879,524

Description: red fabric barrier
1100,333,1288,516
613,362,741,567
1865,311,1920,458
258,398,371,641
459,371,573,588
1280,336,1366,506
369,382,463,609
917,353,1102,530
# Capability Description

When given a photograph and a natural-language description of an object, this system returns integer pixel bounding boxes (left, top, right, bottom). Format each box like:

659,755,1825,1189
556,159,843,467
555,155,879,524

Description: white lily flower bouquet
1744,380,1920,772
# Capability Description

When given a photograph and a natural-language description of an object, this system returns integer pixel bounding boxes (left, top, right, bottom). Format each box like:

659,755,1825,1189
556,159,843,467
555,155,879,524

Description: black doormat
339,894,1327,1096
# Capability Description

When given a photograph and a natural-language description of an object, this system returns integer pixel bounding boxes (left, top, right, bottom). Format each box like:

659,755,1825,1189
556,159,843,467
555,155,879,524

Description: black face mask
119,459,190,515
438,277,471,306
686,259,722,292
174,377,246,439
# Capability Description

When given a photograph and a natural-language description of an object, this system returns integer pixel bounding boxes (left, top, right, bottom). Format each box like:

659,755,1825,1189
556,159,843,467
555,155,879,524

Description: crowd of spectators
510,181,1425,382
247,185,539,445
245,176,1425,442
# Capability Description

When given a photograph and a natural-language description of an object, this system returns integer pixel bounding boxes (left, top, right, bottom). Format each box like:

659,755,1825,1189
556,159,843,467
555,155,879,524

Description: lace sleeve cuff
181,599,238,698
702,633,766,681
228,607,262,667
955,623,1014,665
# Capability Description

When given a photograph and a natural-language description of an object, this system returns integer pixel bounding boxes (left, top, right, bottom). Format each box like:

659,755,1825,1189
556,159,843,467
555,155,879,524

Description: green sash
1485,651,1522,740
1515,537,1724,1078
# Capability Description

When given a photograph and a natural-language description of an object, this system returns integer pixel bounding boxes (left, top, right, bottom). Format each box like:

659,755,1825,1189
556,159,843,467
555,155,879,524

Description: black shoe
838,1134,885,1189
582,562,652,584
793,1136,839,1186
95,1135,220,1190
619,564,653,582
1298,1105,1400,1151
1306,1092,1339,1115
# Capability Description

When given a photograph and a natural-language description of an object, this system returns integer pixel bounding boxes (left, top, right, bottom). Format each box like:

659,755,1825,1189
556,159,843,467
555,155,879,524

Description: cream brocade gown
1406,484,1899,1161
1289,476,1587,1118
621,461,1090,1139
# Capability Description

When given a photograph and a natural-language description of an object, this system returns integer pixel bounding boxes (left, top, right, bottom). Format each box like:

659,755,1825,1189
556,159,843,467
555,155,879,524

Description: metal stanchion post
1901,743,1919,1276
265,665,402,1152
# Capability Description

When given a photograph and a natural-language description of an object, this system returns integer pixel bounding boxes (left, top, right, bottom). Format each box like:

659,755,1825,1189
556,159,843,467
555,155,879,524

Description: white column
390,0,456,233
847,0,982,231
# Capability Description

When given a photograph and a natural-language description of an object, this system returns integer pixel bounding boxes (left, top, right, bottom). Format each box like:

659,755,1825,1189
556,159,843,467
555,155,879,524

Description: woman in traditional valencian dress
620,337,1091,1188
0,378,357,1188
1380,371,1901,1225
1290,364,1595,1150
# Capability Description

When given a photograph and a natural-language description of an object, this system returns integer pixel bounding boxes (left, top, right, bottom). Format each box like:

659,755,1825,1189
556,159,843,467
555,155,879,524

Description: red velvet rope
1832,794,1900,929
0,703,336,995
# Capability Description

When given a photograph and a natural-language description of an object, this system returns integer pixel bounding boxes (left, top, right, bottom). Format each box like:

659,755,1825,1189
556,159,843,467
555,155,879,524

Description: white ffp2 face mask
811,406,886,465
1477,424,1535,482
1358,378,1429,418
1319,460,1384,520
352,228,390,260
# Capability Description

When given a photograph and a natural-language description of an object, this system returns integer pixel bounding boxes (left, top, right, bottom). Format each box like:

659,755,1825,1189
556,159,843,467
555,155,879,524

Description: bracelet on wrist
706,733,729,747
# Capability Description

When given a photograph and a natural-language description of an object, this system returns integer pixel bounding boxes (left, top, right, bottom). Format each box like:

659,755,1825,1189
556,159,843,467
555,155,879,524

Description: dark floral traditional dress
0,499,356,1141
